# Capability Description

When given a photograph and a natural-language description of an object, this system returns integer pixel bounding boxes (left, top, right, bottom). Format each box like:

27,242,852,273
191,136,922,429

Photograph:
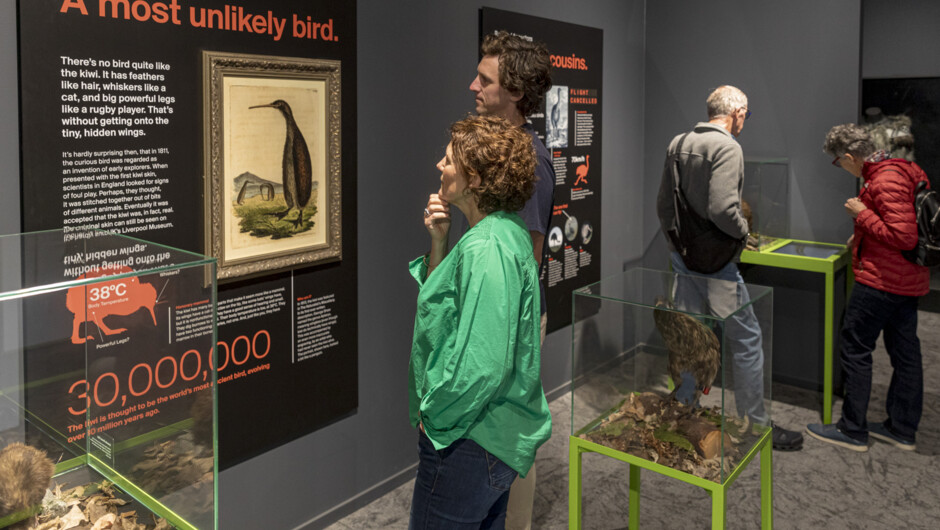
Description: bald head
706,85,748,119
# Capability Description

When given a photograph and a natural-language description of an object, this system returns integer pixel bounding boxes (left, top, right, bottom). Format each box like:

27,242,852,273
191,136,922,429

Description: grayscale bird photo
545,85,568,148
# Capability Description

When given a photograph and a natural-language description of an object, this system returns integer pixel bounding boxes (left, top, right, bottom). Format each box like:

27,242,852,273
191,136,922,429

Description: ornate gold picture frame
203,51,341,279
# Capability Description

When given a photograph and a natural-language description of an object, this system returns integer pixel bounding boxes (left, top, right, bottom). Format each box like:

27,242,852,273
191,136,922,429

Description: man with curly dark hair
476,31,552,119
410,115,551,529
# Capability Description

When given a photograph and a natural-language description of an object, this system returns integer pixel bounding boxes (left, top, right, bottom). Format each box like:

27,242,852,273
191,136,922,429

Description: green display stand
740,239,853,423
568,429,773,529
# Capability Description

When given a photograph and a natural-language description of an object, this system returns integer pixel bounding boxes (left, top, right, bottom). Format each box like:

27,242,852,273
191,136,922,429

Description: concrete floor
326,309,940,529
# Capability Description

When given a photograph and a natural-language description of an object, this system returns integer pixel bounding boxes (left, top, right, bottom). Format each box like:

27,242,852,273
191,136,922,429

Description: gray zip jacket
656,122,749,252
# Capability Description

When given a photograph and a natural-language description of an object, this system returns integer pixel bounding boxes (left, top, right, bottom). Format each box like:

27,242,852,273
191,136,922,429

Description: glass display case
570,268,773,484
0,229,216,529
739,157,850,425
737,156,851,423
742,156,845,260
742,157,789,251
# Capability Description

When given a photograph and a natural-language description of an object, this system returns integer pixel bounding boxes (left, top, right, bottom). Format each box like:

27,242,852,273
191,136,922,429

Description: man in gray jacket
656,85,803,451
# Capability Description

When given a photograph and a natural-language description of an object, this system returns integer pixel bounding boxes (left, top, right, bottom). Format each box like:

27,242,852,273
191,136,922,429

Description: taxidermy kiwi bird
0,442,55,529
653,296,721,406
249,99,313,228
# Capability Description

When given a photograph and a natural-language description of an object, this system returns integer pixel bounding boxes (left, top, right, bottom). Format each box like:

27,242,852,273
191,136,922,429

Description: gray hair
823,123,875,158
706,85,748,119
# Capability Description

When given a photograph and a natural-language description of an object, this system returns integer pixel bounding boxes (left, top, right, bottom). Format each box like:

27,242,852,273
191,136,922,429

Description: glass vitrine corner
743,157,790,251
0,229,217,529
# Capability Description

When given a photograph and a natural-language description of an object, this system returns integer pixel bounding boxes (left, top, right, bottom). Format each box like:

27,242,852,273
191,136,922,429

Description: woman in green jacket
408,115,552,529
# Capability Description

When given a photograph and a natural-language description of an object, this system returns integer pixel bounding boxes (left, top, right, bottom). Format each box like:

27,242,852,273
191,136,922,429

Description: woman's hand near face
425,194,451,243
423,194,451,277
844,197,867,219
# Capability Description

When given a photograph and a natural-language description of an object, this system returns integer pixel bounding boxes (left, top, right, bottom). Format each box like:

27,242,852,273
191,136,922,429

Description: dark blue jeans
837,282,922,442
409,431,518,529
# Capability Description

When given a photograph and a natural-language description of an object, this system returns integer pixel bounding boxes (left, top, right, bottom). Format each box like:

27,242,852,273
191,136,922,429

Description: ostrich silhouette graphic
574,155,590,186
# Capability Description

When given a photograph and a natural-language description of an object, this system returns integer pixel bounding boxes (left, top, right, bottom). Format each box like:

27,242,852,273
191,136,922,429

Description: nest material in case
33,480,171,530
580,392,758,482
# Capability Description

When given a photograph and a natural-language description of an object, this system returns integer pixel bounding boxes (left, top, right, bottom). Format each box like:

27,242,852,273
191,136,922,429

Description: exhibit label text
58,0,338,42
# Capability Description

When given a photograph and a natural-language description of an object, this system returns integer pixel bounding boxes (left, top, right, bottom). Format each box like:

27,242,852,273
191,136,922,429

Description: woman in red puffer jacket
851,153,930,296
807,123,929,453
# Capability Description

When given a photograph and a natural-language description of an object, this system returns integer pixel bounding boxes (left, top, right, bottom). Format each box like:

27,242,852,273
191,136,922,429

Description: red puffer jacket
852,158,930,296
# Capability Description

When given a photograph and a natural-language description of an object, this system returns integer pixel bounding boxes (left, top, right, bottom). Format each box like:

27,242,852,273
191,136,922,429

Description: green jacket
408,211,552,476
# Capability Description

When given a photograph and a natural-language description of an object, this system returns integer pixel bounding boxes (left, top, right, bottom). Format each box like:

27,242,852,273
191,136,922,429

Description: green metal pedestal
740,239,853,423
569,430,773,529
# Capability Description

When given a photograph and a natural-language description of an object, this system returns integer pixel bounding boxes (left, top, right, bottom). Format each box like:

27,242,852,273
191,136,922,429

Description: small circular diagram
564,216,579,241
581,222,593,244
548,226,563,253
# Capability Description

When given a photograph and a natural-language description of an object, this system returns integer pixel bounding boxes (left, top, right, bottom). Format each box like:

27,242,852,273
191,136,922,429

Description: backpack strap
664,132,691,255
672,133,690,190
671,133,692,237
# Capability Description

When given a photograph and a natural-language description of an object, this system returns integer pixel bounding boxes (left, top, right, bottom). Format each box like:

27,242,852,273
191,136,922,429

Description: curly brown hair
481,31,552,117
450,115,536,214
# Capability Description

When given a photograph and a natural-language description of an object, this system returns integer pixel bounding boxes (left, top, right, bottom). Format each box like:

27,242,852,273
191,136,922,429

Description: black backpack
664,133,744,274
901,180,940,267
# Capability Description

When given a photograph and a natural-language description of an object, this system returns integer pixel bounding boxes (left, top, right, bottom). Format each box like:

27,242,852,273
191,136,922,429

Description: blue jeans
837,282,922,442
670,253,768,424
409,431,518,529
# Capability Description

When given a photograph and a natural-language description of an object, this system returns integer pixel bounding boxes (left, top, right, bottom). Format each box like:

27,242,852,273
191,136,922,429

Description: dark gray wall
1,0,21,373
1,0,17,232
0,1,21,420
863,0,940,78
642,0,862,267
220,1,647,528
